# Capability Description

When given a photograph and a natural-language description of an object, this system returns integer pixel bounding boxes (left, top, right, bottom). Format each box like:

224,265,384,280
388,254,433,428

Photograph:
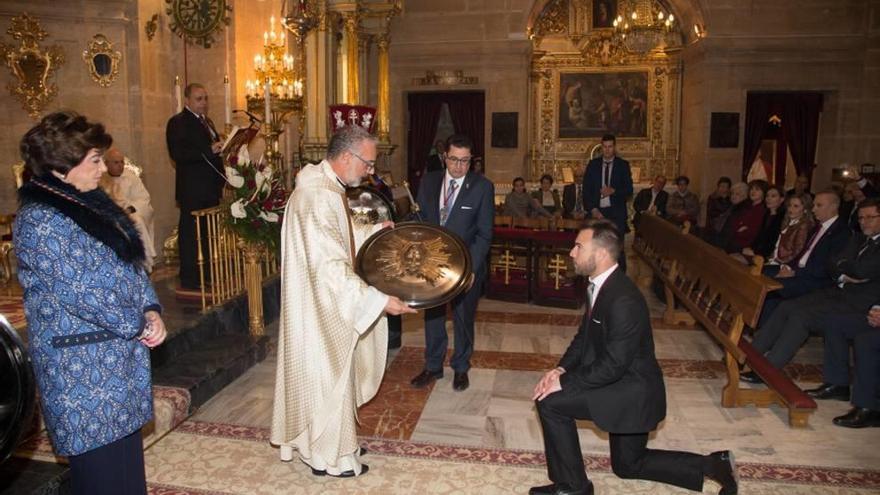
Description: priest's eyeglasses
445,155,472,165
350,151,376,172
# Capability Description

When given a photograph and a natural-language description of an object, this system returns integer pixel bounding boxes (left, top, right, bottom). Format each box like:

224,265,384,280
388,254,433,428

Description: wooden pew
633,214,817,427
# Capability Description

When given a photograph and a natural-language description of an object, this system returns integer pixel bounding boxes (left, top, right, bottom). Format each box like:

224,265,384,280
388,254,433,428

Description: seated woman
721,180,768,253
763,192,815,266
705,177,733,235
708,181,746,247
503,177,536,218
744,185,786,260
530,174,561,217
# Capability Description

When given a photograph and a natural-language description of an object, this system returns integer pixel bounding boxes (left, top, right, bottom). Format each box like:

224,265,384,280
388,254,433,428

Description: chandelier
280,0,317,40
613,0,676,55
244,16,302,120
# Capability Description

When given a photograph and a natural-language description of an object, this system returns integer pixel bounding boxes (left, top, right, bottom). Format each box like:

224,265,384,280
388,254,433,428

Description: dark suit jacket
562,183,585,218
166,109,225,209
830,232,880,311
632,188,668,225
583,156,633,233
769,216,849,298
416,170,495,277
558,268,666,434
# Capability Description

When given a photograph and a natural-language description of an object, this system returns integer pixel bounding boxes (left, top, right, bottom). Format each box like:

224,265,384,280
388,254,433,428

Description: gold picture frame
82,34,120,88
0,13,65,118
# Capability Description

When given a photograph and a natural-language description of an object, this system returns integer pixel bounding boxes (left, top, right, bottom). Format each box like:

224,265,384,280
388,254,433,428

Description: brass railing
191,206,278,315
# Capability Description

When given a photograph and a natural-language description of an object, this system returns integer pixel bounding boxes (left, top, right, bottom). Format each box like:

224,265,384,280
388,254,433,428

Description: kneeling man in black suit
531,220,738,495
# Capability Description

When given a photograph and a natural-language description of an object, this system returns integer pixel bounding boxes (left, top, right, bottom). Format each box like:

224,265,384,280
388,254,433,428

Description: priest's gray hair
327,125,377,160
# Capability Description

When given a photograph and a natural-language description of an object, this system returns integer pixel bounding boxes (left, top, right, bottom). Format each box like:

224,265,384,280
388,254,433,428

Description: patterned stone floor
143,290,880,494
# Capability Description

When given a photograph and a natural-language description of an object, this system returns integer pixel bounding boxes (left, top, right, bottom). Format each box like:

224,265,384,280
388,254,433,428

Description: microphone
233,109,263,123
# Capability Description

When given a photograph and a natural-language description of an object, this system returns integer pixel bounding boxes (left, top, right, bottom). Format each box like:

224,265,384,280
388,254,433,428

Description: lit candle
174,75,182,113
264,79,271,123
224,74,231,125
263,32,268,46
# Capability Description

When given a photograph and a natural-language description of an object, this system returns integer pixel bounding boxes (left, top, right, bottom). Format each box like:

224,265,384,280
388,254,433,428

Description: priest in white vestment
271,125,415,477
101,148,157,270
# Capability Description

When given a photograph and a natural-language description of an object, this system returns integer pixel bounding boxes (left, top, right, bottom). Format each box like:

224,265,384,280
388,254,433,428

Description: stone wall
387,0,533,187
679,0,879,202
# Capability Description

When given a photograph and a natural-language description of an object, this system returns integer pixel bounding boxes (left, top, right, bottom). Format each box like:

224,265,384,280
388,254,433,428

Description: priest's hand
532,367,564,401
385,296,417,315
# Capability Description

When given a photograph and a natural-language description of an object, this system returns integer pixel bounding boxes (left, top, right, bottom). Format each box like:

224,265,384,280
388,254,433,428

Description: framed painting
593,0,617,28
558,71,649,139
491,112,518,148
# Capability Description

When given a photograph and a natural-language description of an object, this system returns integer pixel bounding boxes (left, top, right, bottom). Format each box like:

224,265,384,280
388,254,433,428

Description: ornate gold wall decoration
82,35,121,88
535,0,569,37
165,0,231,48
0,13,64,119
580,31,627,66
412,70,478,86
528,1,682,182
145,14,159,41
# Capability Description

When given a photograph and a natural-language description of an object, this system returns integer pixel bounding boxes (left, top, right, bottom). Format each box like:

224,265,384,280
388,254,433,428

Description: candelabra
612,0,676,55
244,15,303,186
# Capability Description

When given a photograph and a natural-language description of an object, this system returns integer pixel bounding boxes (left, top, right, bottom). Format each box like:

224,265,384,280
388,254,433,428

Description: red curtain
743,92,823,182
406,91,486,194
742,93,773,181
782,92,823,178
446,91,486,162
406,93,444,194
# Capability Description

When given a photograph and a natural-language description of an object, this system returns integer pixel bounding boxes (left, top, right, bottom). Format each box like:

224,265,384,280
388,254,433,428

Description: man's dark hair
747,179,769,195
512,177,525,186
581,219,622,261
675,175,690,185
717,176,732,187
857,197,880,212
445,134,474,153
540,173,554,184
601,134,616,143
184,83,206,98
20,111,113,178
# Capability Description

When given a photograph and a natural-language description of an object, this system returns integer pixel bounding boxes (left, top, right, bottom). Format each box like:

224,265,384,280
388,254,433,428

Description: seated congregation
496,160,877,428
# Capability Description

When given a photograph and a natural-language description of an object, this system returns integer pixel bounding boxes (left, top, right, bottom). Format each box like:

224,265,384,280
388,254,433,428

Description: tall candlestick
224,75,231,125
264,79,271,124
174,75,182,113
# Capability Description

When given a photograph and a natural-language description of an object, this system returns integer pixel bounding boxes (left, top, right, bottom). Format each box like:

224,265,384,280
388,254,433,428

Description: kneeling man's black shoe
738,371,763,385
805,383,850,401
528,481,593,495
705,450,738,494
833,407,880,428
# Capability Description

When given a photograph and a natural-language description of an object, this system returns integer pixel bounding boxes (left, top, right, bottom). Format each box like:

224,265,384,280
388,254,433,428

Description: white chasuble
270,160,389,476
101,168,156,268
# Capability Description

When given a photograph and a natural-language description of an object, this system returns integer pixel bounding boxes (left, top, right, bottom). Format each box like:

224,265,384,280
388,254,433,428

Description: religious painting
592,0,617,28
558,71,648,139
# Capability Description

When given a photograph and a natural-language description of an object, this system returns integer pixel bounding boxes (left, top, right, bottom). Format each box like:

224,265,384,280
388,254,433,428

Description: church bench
633,214,817,427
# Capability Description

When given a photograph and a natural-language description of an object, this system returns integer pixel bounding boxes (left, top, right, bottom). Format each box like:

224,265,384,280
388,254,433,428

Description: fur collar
18,174,146,265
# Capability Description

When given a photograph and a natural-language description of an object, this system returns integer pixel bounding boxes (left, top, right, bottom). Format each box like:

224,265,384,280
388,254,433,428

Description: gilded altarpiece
528,0,682,183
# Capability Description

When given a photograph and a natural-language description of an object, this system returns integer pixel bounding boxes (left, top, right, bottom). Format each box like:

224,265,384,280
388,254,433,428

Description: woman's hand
140,311,167,348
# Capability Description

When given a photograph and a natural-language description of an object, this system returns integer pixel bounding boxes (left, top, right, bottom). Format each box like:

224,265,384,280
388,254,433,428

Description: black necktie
858,237,876,258
200,115,218,142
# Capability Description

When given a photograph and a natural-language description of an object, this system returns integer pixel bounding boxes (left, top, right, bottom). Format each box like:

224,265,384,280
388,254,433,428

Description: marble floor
144,284,880,494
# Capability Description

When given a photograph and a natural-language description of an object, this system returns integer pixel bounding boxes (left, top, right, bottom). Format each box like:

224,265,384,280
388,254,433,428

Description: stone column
343,13,360,104
377,33,390,143
303,5,332,160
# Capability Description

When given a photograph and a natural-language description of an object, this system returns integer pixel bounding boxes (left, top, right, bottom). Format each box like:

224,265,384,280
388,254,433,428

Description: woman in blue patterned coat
14,111,167,495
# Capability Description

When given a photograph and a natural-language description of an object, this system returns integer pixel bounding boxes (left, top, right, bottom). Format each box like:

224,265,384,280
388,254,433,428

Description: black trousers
536,389,704,492
68,429,146,495
822,312,880,410
178,204,214,289
423,274,484,373
752,288,837,368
